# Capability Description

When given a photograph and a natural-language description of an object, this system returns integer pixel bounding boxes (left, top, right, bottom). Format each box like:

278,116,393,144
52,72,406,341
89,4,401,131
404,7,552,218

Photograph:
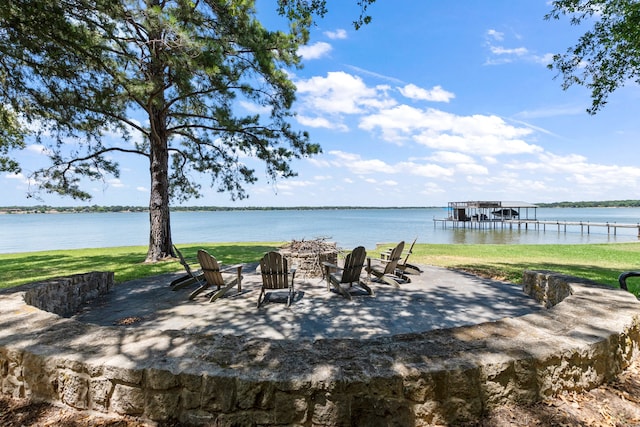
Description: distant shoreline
2,200,640,214
0,206,437,214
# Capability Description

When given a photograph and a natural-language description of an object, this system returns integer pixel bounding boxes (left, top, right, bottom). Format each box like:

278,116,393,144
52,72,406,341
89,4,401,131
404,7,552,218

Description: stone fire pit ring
0,270,638,425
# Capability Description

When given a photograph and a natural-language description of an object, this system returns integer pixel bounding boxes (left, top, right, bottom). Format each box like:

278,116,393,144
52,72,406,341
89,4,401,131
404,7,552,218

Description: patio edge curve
0,269,638,425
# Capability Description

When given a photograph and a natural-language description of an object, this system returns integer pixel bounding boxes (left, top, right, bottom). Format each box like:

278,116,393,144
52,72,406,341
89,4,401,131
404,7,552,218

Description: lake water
1,207,640,254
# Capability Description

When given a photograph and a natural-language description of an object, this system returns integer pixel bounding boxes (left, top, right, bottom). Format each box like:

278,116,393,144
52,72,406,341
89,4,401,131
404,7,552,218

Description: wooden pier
433,218,640,237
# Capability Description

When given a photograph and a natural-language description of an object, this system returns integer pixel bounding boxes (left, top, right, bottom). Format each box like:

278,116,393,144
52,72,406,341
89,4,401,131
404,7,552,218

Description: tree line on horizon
2,200,640,214
535,200,640,208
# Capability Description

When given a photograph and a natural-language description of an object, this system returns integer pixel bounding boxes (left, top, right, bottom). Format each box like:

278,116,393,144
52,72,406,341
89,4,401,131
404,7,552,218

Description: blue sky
4,1,640,207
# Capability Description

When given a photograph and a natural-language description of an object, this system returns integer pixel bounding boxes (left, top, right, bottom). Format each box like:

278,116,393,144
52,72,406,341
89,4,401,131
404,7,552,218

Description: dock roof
449,201,538,208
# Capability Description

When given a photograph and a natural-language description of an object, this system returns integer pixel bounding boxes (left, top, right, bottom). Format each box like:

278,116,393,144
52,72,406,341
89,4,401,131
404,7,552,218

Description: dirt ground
1,359,640,427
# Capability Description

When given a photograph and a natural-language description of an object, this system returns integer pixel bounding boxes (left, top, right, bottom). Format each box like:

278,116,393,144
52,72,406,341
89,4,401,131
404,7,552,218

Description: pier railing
433,218,640,237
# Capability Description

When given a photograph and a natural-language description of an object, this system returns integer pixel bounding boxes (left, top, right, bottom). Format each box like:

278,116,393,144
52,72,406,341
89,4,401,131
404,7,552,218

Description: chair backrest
260,251,290,290
197,250,224,286
174,245,195,277
383,241,405,274
340,246,367,284
401,238,417,265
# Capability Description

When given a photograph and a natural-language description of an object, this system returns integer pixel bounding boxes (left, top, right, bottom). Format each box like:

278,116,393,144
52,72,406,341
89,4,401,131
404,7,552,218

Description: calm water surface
1,207,639,254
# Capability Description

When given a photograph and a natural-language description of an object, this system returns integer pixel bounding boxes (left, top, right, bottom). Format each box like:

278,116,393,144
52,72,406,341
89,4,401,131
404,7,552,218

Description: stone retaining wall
0,270,639,425
22,271,114,316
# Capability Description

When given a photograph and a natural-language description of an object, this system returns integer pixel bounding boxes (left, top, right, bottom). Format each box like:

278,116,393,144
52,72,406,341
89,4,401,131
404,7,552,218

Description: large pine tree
0,0,352,261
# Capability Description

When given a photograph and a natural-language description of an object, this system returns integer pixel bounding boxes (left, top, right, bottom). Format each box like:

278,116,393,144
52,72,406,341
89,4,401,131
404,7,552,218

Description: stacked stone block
0,270,638,425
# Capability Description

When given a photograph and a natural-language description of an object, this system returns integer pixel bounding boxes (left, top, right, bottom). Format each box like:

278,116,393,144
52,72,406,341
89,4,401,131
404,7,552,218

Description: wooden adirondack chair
323,246,373,300
170,245,204,290
365,241,409,288
389,237,423,275
189,250,243,303
258,251,295,308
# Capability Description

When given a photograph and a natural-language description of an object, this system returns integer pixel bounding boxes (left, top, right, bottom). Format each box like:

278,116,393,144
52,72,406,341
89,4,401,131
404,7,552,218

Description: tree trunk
145,11,173,263
145,109,173,263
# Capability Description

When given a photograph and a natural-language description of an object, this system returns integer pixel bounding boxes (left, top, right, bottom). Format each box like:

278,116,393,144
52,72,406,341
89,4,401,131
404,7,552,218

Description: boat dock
434,201,640,237
434,218,640,237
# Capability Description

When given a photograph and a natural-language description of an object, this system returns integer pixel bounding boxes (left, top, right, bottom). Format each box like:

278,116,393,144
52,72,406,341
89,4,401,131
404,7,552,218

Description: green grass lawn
0,242,283,288
2,241,640,296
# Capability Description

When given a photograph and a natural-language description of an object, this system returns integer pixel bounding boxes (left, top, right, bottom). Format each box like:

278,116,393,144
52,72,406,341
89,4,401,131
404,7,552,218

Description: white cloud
295,71,396,116
297,115,348,131
240,100,271,114
345,65,405,84
324,29,347,40
420,181,446,195
5,172,28,184
533,52,555,65
456,163,489,175
358,104,430,142
428,151,475,164
5,172,23,180
398,161,454,178
483,156,498,164
108,178,125,188
484,30,554,67
505,152,640,193
298,42,332,59
398,84,455,103
328,150,392,175
26,144,50,155
307,157,331,168
514,104,585,119
277,180,314,190
360,105,541,156
326,151,455,179
490,46,529,56
487,29,504,41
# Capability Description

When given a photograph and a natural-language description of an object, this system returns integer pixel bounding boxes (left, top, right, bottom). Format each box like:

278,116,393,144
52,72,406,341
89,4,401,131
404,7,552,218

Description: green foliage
0,105,25,173
536,200,640,208
276,0,376,30
0,0,322,202
546,0,640,114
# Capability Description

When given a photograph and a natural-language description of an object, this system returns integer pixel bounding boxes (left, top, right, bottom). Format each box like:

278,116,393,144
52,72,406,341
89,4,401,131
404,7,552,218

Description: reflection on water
1,207,639,253
448,227,634,245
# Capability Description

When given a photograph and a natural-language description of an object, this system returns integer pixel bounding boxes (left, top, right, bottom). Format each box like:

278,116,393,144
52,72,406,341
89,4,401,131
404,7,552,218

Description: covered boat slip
435,200,640,236
443,201,538,223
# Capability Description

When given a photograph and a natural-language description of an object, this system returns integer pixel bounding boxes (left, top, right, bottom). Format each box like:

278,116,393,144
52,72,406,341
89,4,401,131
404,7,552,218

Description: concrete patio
72,264,544,341
1,265,639,425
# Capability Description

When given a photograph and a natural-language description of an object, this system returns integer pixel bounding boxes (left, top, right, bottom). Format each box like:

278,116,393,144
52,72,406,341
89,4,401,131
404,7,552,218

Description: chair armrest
322,261,343,272
381,249,412,259
221,264,243,291
220,264,243,273
368,256,393,266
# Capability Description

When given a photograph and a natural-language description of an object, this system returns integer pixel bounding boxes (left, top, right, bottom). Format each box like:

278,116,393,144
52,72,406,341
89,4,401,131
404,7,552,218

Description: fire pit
279,238,338,278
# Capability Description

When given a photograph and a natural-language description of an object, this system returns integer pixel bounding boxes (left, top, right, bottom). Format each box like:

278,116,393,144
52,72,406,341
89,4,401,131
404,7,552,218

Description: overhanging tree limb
546,0,640,114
